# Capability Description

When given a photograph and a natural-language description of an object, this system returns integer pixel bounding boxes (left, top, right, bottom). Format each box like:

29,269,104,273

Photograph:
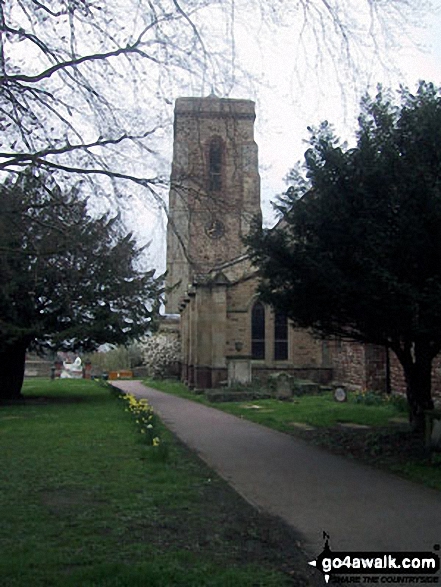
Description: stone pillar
83,361,92,379
54,359,63,378
210,276,228,387
188,289,196,388
193,285,211,389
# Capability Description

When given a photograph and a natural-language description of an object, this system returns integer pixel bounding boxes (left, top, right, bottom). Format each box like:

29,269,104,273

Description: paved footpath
112,381,441,558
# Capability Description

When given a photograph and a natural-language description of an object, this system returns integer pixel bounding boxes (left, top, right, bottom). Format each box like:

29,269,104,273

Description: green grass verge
143,379,441,491
0,379,311,587
143,378,406,429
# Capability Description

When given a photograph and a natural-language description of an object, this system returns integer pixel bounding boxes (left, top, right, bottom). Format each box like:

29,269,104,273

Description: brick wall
330,340,367,389
389,351,441,401
331,340,441,402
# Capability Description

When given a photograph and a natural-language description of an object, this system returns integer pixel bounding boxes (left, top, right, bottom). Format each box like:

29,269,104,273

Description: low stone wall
252,366,333,386
24,359,52,378
205,389,271,402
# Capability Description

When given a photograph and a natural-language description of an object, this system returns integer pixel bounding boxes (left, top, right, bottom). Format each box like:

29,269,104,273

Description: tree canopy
0,0,427,187
1,0,429,270
0,170,162,399
247,81,441,429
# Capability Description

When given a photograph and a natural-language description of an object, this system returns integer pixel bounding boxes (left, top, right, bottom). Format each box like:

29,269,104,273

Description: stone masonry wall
330,340,367,389
331,339,441,402
389,352,441,401
166,96,260,313
226,274,325,368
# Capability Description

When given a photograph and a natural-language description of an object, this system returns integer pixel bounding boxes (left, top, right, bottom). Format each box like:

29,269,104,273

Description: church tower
166,95,261,313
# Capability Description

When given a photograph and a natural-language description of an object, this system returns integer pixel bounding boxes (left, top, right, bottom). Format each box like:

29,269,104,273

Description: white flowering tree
140,332,181,380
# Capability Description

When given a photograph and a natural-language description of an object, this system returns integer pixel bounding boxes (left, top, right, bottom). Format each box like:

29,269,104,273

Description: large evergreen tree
0,170,162,400
247,82,441,431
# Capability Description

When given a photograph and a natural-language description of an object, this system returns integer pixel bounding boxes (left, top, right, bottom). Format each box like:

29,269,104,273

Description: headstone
227,358,251,387
430,418,441,450
333,386,347,402
271,372,293,400
292,379,319,396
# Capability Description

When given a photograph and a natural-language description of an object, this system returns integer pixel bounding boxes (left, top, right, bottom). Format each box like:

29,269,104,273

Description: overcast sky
7,2,441,272
253,7,441,221
139,6,441,272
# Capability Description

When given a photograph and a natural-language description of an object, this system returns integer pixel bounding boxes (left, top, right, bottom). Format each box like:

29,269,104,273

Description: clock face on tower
204,218,225,239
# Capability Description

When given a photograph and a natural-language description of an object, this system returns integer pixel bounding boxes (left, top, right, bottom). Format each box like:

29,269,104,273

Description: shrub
140,333,181,379
85,342,144,374
352,389,408,411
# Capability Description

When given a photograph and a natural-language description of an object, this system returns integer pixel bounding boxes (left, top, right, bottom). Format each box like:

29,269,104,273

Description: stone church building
164,94,439,394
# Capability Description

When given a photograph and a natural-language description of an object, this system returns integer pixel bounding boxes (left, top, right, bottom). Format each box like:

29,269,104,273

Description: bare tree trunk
0,342,27,401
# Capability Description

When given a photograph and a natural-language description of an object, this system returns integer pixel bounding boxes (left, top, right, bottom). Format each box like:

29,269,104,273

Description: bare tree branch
1,23,161,85
0,129,159,169
0,0,430,251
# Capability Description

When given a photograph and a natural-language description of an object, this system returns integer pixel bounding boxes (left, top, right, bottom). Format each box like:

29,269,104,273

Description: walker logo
308,533,440,584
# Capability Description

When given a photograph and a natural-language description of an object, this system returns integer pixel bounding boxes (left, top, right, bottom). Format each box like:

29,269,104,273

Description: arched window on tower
274,311,288,361
208,137,222,192
251,301,265,360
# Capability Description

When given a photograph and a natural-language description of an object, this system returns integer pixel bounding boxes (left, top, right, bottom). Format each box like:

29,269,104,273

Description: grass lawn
143,378,406,428
144,378,441,491
0,379,316,587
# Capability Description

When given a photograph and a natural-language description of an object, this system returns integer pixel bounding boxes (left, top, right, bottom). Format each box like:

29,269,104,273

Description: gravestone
431,418,441,450
227,358,252,387
425,410,441,451
292,379,319,396
270,372,293,400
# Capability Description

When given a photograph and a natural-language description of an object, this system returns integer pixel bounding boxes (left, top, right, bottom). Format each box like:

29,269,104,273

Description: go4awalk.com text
308,533,440,584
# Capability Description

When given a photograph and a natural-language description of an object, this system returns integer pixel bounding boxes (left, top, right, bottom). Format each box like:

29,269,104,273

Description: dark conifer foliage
247,82,441,431
0,170,162,399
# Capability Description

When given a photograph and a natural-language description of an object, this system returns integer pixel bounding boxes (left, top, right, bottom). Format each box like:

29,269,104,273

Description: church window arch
274,310,288,361
208,136,223,192
251,301,265,360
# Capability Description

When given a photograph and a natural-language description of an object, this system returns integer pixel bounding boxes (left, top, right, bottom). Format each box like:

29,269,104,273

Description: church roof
205,253,259,286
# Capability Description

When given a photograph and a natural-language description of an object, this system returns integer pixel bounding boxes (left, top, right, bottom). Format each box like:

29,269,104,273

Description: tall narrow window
274,311,288,361
208,137,222,192
251,301,265,360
